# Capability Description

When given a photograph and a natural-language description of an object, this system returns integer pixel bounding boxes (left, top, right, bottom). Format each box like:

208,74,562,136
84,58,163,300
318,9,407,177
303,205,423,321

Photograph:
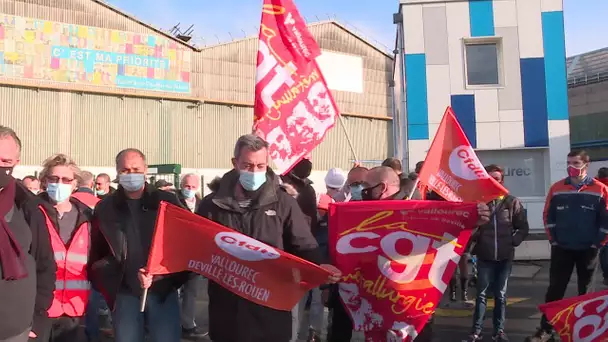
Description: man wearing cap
154,179,174,192
324,168,346,200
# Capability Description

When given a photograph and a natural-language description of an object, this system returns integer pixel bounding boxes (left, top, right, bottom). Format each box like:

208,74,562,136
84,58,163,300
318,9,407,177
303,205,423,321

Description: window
464,39,502,87
476,149,546,198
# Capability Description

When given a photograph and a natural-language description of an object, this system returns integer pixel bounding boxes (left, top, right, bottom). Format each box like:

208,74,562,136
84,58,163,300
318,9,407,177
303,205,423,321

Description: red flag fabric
539,289,608,342
253,0,339,175
146,202,331,311
418,107,508,203
329,200,478,341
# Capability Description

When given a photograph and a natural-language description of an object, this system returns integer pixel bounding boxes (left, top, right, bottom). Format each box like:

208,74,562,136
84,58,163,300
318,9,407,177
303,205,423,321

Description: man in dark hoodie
88,148,189,342
0,126,56,342
281,158,318,231
193,134,341,342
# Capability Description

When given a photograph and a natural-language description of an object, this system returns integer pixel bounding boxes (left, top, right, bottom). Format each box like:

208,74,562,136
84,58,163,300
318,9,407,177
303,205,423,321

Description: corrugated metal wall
0,85,392,169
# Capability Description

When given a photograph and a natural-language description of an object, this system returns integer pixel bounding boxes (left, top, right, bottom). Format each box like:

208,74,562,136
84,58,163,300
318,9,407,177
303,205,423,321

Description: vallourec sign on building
392,0,570,236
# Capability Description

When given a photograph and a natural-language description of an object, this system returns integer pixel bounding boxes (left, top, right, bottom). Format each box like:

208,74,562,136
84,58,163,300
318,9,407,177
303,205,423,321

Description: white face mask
119,173,145,192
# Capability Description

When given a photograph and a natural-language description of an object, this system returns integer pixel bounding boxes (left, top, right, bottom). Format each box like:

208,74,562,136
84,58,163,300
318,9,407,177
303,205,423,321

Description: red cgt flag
418,107,508,203
253,0,339,175
329,200,478,341
146,202,331,311
539,289,608,342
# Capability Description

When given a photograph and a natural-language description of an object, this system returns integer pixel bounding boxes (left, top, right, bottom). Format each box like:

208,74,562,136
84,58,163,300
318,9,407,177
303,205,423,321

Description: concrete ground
88,261,603,342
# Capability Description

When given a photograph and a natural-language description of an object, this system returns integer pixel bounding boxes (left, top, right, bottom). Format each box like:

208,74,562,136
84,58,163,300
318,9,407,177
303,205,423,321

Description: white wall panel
429,123,440,144
493,0,518,28
474,89,499,123
403,4,425,54
541,0,563,12
446,1,473,95
516,0,544,58
426,65,451,124
548,120,570,184
408,139,430,170
477,122,502,149
499,109,524,122
499,121,525,148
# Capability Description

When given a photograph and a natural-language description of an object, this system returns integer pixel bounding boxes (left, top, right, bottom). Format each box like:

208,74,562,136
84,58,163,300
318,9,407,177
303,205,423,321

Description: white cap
324,168,347,189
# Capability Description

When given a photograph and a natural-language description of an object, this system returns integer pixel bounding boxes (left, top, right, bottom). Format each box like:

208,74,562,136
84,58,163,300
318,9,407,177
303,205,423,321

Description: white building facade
393,0,570,237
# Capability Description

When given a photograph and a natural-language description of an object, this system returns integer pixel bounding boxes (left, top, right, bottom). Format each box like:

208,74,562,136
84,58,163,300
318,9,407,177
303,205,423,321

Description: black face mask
361,183,382,201
0,166,14,189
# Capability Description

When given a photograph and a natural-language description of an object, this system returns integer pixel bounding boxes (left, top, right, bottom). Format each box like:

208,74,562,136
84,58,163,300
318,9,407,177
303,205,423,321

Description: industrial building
0,0,395,192
393,0,569,245
567,47,608,175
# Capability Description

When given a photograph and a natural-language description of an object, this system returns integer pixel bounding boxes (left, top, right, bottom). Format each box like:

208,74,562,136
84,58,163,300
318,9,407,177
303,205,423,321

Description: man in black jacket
281,158,318,232
467,164,529,342
195,134,341,342
0,126,56,342
87,148,189,342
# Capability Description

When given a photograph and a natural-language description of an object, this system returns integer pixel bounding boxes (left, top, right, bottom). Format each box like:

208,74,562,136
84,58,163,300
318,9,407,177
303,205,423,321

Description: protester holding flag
467,164,529,342
195,134,341,342
527,150,608,342
281,158,318,233
88,148,189,342
328,166,492,342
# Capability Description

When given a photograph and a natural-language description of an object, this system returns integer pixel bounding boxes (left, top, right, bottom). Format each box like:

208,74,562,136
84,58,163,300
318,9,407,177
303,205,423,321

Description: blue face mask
46,183,73,203
95,189,106,196
239,171,266,191
119,173,145,192
181,188,196,199
350,184,364,201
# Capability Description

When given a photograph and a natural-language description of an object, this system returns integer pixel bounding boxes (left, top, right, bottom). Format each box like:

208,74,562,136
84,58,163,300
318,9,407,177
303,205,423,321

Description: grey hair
78,170,95,187
180,173,199,187
233,134,269,159
0,125,22,155
115,148,146,166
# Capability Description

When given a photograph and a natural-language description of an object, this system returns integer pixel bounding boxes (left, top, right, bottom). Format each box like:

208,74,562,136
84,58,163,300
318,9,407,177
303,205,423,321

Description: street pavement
89,261,604,342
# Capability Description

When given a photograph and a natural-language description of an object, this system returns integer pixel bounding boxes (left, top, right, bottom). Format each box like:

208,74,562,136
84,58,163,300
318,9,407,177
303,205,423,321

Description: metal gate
147,164,182,188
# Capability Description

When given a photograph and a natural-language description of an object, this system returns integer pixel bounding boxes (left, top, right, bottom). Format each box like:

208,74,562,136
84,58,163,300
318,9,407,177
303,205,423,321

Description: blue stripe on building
469,0,495,37
451,95,477,148
520,58,549,147
542,11,569,121
405,54,429,140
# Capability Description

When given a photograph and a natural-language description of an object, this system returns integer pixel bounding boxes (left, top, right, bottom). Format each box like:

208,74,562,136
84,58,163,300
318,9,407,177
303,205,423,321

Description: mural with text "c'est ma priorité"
0,14,191,94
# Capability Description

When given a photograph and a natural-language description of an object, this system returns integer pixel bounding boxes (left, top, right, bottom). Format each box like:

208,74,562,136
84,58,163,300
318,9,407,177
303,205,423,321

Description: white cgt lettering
336,232,463,290
429,235,462,293
336,232,380,254
256,40,297,110
378,232,429,284
573,295,608,342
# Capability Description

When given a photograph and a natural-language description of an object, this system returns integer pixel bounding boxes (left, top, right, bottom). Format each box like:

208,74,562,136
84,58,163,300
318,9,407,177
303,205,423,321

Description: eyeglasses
46,176,74,184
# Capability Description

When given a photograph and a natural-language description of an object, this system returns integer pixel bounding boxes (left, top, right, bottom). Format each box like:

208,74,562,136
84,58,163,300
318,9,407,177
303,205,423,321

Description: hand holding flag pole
138,268,152,312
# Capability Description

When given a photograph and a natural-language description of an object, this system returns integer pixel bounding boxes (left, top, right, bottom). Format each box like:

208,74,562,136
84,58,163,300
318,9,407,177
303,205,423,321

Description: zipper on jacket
493,200,498,261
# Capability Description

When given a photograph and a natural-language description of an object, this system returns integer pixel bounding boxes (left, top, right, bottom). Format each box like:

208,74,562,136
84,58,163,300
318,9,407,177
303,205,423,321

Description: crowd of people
0,123,607,342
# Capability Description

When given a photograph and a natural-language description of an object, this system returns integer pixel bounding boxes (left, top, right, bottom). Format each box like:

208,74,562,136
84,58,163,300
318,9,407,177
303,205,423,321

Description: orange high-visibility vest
40,206,91,318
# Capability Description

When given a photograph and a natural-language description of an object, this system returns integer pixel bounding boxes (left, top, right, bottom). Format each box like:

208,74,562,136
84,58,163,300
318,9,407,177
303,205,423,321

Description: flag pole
140,288,148,312
338,114,359,163
407,178,420,200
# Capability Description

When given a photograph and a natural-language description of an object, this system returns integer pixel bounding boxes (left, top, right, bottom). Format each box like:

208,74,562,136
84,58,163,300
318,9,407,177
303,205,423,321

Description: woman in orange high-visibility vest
37,154,93,342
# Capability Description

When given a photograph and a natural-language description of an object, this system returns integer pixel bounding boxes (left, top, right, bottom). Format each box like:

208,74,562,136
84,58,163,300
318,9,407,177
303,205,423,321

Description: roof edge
91,0,199,51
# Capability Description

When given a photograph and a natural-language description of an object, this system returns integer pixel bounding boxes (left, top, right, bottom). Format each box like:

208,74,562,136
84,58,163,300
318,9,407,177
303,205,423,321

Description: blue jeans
85,290,109,339
472,259,513,334
112,291,181,342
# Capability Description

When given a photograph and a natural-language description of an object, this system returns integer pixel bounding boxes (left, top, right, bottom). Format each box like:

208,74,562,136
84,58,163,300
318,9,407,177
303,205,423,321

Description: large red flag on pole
418,107,508,203
253,0,340,175
538,289,608,342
